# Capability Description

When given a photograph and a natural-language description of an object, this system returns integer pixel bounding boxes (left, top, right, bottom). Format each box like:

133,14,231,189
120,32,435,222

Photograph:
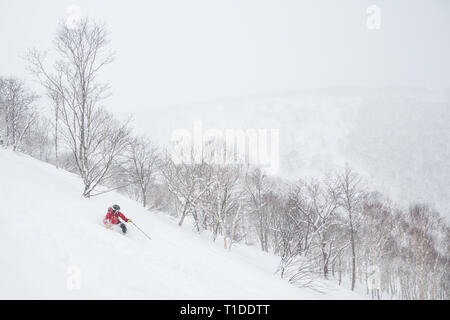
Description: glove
127,219,132,223
105,223,110,229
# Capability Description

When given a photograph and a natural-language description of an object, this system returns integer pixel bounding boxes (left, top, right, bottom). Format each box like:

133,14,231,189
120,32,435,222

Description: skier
104,204,132,234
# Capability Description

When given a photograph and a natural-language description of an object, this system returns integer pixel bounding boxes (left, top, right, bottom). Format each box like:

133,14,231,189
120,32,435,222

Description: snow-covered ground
0,149,364,299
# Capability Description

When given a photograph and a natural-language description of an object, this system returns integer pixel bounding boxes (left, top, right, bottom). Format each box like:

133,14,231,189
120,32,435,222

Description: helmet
112,204,120,211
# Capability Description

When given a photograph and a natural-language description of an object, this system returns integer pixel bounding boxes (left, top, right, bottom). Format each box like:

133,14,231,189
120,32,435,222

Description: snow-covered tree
124,136,160,207
0,77,38,151
26,19,130,197
338,166,365,291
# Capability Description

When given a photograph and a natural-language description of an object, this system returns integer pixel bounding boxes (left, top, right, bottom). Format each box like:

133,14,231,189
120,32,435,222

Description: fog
1,0,449,215
1,0,450,111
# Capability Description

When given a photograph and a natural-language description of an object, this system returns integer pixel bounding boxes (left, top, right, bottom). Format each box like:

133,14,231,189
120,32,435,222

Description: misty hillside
139,87,450,216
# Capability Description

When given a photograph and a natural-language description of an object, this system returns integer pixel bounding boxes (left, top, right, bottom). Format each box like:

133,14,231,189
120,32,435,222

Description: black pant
119,222,127,234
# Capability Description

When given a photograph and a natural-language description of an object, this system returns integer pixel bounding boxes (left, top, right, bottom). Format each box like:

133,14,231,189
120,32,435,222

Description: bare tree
207,164,242,249
338,166,365,291
0,77,38,151
161,149,213,227
23,113,52,161
26,19,130,197
125,136,159,207
359,192,394,298
245,168,272,252
282,175,343,280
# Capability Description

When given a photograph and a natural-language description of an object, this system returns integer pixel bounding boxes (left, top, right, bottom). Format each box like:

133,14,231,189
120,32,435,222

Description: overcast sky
1,0,449,114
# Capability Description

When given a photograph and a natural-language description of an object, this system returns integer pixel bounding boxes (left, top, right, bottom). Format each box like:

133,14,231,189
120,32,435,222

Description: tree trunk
178,211,187,226
141,187,146,207
322,242,328,279
178,200,189,226
55,106,59,169
350,230,356,291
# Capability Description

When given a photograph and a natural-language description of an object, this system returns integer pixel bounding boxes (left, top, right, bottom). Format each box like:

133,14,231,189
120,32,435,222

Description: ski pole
131,221,152,240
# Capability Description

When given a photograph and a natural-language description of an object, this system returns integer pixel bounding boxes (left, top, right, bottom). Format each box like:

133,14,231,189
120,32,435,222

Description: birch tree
125,136,159,207
26,19,130,197
0,77,38,151
245,168,272,252
161,150,213,227
207,164,243,249
338,166,365,291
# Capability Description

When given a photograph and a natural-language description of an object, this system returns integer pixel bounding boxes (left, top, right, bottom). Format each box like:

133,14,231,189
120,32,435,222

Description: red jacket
104,207,129,225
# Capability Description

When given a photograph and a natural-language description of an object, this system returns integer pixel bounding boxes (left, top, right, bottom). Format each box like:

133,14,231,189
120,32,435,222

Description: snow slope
0,149,363,299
